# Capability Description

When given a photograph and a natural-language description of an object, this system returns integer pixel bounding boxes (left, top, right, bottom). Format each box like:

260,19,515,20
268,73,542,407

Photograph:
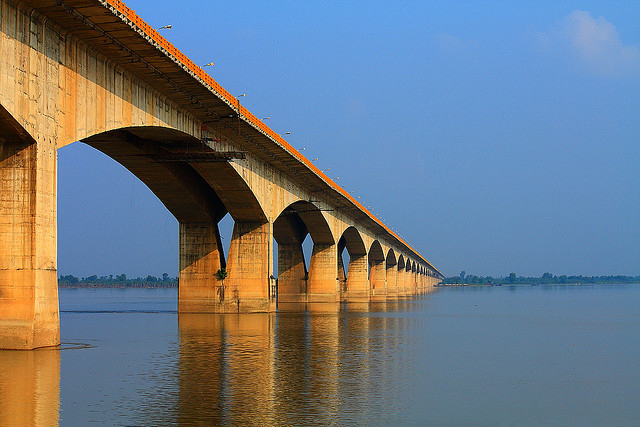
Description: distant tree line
441,271,640,286
58,273,178,288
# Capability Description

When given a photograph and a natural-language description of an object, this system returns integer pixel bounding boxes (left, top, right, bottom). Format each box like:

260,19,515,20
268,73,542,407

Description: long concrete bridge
0,0,444,349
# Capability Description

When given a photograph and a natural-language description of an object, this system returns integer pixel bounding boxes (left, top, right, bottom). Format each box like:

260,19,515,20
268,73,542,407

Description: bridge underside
0,0,442,349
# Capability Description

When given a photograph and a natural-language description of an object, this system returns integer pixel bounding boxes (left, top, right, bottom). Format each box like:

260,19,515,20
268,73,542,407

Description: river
1,284,639,425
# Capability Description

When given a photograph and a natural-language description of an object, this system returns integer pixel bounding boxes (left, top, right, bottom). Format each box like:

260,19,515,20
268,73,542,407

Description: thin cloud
539,10,640,77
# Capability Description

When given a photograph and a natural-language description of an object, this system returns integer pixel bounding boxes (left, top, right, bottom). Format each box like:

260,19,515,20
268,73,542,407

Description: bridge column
307,243,339,309
345,254,369,303
369,259,386,302
179,223,225,312
274,213,308,310
225,221,275,312
385,261,399,300
276,242,307,309
399,267,409,298
0,136,60,349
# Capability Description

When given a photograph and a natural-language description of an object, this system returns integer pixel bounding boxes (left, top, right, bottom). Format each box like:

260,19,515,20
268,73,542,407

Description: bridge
0,0,444,349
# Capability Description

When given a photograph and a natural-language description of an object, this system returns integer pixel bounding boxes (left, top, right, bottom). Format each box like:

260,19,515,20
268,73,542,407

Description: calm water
1,285,640,425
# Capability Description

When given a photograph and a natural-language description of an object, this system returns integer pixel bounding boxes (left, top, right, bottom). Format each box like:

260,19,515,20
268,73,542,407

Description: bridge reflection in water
178,303,415,425
0,301,423,424
0,348,60,426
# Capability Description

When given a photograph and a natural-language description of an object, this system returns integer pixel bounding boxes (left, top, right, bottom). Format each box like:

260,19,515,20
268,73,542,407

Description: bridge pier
343,254,369,303
0,135,60,350
385,261,399,301
179,221,275,313
178,222,225,313
276,242,308,310
273,211,308,310
225,221,275,313
306,243,340,310
369,259,387,302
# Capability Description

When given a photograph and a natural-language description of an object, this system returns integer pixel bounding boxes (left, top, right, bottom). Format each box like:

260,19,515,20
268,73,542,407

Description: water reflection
0,348,60,426
177,302,414,424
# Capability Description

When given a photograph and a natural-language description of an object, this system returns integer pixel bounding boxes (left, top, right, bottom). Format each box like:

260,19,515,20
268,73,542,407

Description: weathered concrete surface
0,0,442,348
0,130,59,349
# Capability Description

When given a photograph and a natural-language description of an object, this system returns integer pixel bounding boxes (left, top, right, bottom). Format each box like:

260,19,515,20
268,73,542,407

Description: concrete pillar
395,268,402,297
178,222,225,312
345,254,369,303
337,242,347,299
369,259,386,302
402,267,411,298
385,262,398,300
277,242,307,307
225,221,275,312
307,243,339,308
0,138,59,349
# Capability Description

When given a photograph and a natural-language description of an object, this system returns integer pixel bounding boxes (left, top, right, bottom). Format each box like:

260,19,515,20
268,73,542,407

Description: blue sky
58,1,640,278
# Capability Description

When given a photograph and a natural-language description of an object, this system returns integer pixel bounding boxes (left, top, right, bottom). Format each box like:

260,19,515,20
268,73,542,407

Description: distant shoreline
59,283,178,289
437,282,639,287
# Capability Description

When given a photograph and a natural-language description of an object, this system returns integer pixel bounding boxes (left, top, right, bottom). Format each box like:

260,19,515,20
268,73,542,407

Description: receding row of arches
72,127,440,312
81,127,439,311
2,120,438,322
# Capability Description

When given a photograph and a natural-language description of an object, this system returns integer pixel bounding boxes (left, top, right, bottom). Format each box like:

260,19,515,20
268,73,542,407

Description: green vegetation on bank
441,271,640,286
59,273,178,288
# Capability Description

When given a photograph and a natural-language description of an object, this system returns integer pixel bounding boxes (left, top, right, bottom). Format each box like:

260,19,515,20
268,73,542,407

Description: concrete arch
396,256,409,297
385,249,398,299
78,126,272,313
368,240,385,263
386,249,397,267
274,201,334,245
410,261,418,294
339,226,367,257
81,127,226,223
338,226,368,302
397,255,406,271
273,201,336,306
368,240,386,300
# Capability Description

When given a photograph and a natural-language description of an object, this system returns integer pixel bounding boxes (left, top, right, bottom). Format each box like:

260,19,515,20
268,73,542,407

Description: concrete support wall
0,138,59,349
369,260,386,302
178,222,224,312
225,222,274,312
307,243,339,307
345,254,369,303
277,243,307,305
385,263,398,300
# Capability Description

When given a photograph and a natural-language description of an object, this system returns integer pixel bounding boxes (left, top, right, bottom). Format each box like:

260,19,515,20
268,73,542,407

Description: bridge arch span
396,255,407,297
385,249,399,299
76,125,271,314
368,240,386,301
273,201,336,308
337,226,368,303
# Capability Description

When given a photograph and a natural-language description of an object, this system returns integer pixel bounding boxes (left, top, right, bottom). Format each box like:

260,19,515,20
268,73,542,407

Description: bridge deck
22,0,440,275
